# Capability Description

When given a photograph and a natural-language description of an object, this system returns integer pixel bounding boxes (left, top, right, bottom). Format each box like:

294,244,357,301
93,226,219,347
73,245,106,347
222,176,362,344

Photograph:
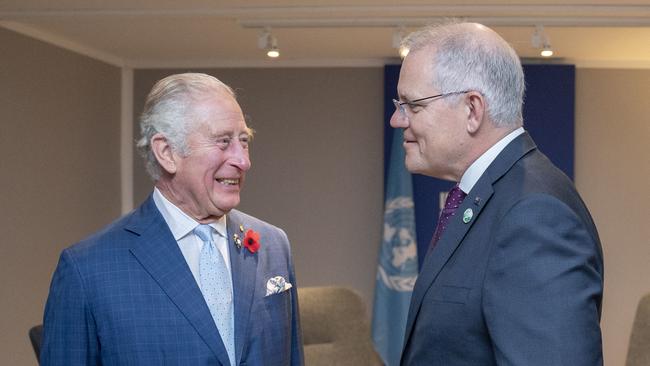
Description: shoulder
512,150,595,216
485,147,600,240
495,149,581,207
63,201,152,262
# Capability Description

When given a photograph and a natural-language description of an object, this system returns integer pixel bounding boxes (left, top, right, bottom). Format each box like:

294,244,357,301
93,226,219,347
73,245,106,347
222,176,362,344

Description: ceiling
2,0,649,68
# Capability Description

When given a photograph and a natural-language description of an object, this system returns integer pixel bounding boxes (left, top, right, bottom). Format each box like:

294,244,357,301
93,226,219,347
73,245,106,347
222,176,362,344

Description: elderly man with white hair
41,73,303,366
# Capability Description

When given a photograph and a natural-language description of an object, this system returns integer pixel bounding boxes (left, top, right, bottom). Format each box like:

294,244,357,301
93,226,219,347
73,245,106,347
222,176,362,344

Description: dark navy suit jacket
41,196,303,366
401,133,604,365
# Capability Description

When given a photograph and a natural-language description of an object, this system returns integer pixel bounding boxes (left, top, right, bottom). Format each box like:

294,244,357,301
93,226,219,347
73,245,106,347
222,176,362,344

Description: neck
155,180,224,224
456,125,519,179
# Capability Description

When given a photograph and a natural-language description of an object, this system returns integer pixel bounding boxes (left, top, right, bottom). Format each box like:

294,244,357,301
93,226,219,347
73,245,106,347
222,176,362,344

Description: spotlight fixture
392,26,410,59
258,27,280,58
531,25,553,57
267,43,280,58
540,45,553,58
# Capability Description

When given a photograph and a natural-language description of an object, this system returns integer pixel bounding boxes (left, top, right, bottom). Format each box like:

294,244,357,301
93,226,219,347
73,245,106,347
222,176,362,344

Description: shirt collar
152,187,227,240
459,127,525,194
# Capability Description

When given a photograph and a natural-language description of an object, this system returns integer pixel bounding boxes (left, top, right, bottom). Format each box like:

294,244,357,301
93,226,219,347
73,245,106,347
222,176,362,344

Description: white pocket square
265,276,292,296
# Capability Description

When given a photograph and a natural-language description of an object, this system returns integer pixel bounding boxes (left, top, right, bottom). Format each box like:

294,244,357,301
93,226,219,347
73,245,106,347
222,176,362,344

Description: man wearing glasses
392,23,603,365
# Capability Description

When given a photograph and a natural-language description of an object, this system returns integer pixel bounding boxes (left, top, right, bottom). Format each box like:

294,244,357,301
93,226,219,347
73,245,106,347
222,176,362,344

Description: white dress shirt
152,188,231,286
458,127,525,194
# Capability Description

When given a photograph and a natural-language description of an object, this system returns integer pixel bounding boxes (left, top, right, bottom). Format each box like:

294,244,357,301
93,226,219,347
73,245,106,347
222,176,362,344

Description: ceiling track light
540,44,553,58
531,25,553,57
258,27,280,58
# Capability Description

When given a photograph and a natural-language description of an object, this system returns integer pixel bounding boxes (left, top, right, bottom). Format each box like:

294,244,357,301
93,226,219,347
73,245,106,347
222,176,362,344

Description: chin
210,196,240,214
217,204,239,215
404,159,422,175
407,163,440,179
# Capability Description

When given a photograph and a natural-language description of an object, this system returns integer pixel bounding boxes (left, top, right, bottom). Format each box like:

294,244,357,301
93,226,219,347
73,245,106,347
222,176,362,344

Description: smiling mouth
216,178,240,186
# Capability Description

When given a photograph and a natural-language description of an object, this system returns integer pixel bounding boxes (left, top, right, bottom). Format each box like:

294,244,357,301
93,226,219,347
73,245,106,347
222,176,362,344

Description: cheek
412,117,432,139
202,155,225,174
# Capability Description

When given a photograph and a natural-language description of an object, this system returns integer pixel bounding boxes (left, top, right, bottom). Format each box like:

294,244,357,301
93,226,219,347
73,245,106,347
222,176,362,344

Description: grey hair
136,73,235,181
403,22,525,128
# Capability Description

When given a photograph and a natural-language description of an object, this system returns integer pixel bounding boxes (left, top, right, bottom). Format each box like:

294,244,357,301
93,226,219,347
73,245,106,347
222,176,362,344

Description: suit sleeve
483,194,603,366
41,250,100,366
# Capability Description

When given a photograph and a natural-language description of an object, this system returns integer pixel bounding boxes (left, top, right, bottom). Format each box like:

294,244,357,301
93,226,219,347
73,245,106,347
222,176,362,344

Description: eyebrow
397,91,419,102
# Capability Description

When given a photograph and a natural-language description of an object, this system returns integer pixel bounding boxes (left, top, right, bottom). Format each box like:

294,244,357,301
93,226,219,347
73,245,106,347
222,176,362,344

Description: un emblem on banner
377,196,418,292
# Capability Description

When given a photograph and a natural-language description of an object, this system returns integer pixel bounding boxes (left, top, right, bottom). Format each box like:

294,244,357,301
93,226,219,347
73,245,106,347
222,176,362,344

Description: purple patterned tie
430,185,467,249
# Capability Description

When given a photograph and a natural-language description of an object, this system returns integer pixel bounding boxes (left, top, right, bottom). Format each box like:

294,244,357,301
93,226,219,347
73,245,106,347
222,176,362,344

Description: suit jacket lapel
126,196,231,366
227,210,258,365
402,132,538,351
402,183,494,347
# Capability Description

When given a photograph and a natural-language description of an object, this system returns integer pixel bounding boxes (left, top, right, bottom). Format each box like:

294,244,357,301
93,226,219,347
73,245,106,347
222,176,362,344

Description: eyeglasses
392,90,469,118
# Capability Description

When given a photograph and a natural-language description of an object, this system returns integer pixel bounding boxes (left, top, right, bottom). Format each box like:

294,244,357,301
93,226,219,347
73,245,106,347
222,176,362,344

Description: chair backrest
298,286,382,366
626,293,650,366
29,324,43,362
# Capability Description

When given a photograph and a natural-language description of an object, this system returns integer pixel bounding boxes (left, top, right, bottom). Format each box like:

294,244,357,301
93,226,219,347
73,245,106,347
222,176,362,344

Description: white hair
403,22,525,127
136,73,235,181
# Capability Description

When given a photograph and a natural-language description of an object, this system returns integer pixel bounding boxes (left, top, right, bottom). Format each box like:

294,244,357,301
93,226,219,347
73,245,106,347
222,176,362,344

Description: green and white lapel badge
462,208,473,224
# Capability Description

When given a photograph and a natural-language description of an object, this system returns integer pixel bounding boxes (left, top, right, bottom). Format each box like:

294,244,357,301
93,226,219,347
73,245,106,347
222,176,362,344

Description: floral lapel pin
233,225,261,254
243,229,261,253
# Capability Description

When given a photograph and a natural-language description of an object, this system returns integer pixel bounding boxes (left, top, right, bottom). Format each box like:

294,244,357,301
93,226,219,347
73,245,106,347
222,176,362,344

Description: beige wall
575,69,650,366
3,25,649,365
0,28,122,365
132,68,385,305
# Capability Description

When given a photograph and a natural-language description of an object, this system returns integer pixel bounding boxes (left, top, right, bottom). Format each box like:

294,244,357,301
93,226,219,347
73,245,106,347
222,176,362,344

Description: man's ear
151,133,177,174
465,91,486,134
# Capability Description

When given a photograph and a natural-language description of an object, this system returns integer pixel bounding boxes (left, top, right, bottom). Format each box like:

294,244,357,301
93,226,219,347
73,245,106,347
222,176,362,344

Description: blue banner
372,127,419,366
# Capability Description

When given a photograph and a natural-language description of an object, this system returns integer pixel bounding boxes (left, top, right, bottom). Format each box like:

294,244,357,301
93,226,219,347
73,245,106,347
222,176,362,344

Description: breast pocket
431,285,470,304
263,289,291,326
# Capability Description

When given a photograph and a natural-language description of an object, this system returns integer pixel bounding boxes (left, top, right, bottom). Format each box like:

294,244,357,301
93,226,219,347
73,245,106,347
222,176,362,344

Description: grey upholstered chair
29,324,43,363
298,286,383,366
626,293,650,366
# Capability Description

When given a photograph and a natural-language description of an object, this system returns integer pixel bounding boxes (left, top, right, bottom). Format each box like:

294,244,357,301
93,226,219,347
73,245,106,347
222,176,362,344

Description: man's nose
390,110,408,128
229,143,251,171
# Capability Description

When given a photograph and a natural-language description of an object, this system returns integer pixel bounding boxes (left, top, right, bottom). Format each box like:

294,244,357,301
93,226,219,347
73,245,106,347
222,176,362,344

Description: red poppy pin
243,229,261,253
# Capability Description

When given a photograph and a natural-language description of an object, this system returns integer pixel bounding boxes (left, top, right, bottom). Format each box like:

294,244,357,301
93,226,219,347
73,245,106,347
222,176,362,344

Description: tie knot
193,224,213,243
444,185,467,210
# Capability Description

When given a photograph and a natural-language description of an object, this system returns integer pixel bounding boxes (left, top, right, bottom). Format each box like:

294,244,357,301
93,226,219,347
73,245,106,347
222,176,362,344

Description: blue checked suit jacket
400,133,604,365
41,196,303,366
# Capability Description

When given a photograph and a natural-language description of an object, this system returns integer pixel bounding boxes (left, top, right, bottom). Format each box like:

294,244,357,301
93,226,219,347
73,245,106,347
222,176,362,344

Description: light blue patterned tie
194,224,235,366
